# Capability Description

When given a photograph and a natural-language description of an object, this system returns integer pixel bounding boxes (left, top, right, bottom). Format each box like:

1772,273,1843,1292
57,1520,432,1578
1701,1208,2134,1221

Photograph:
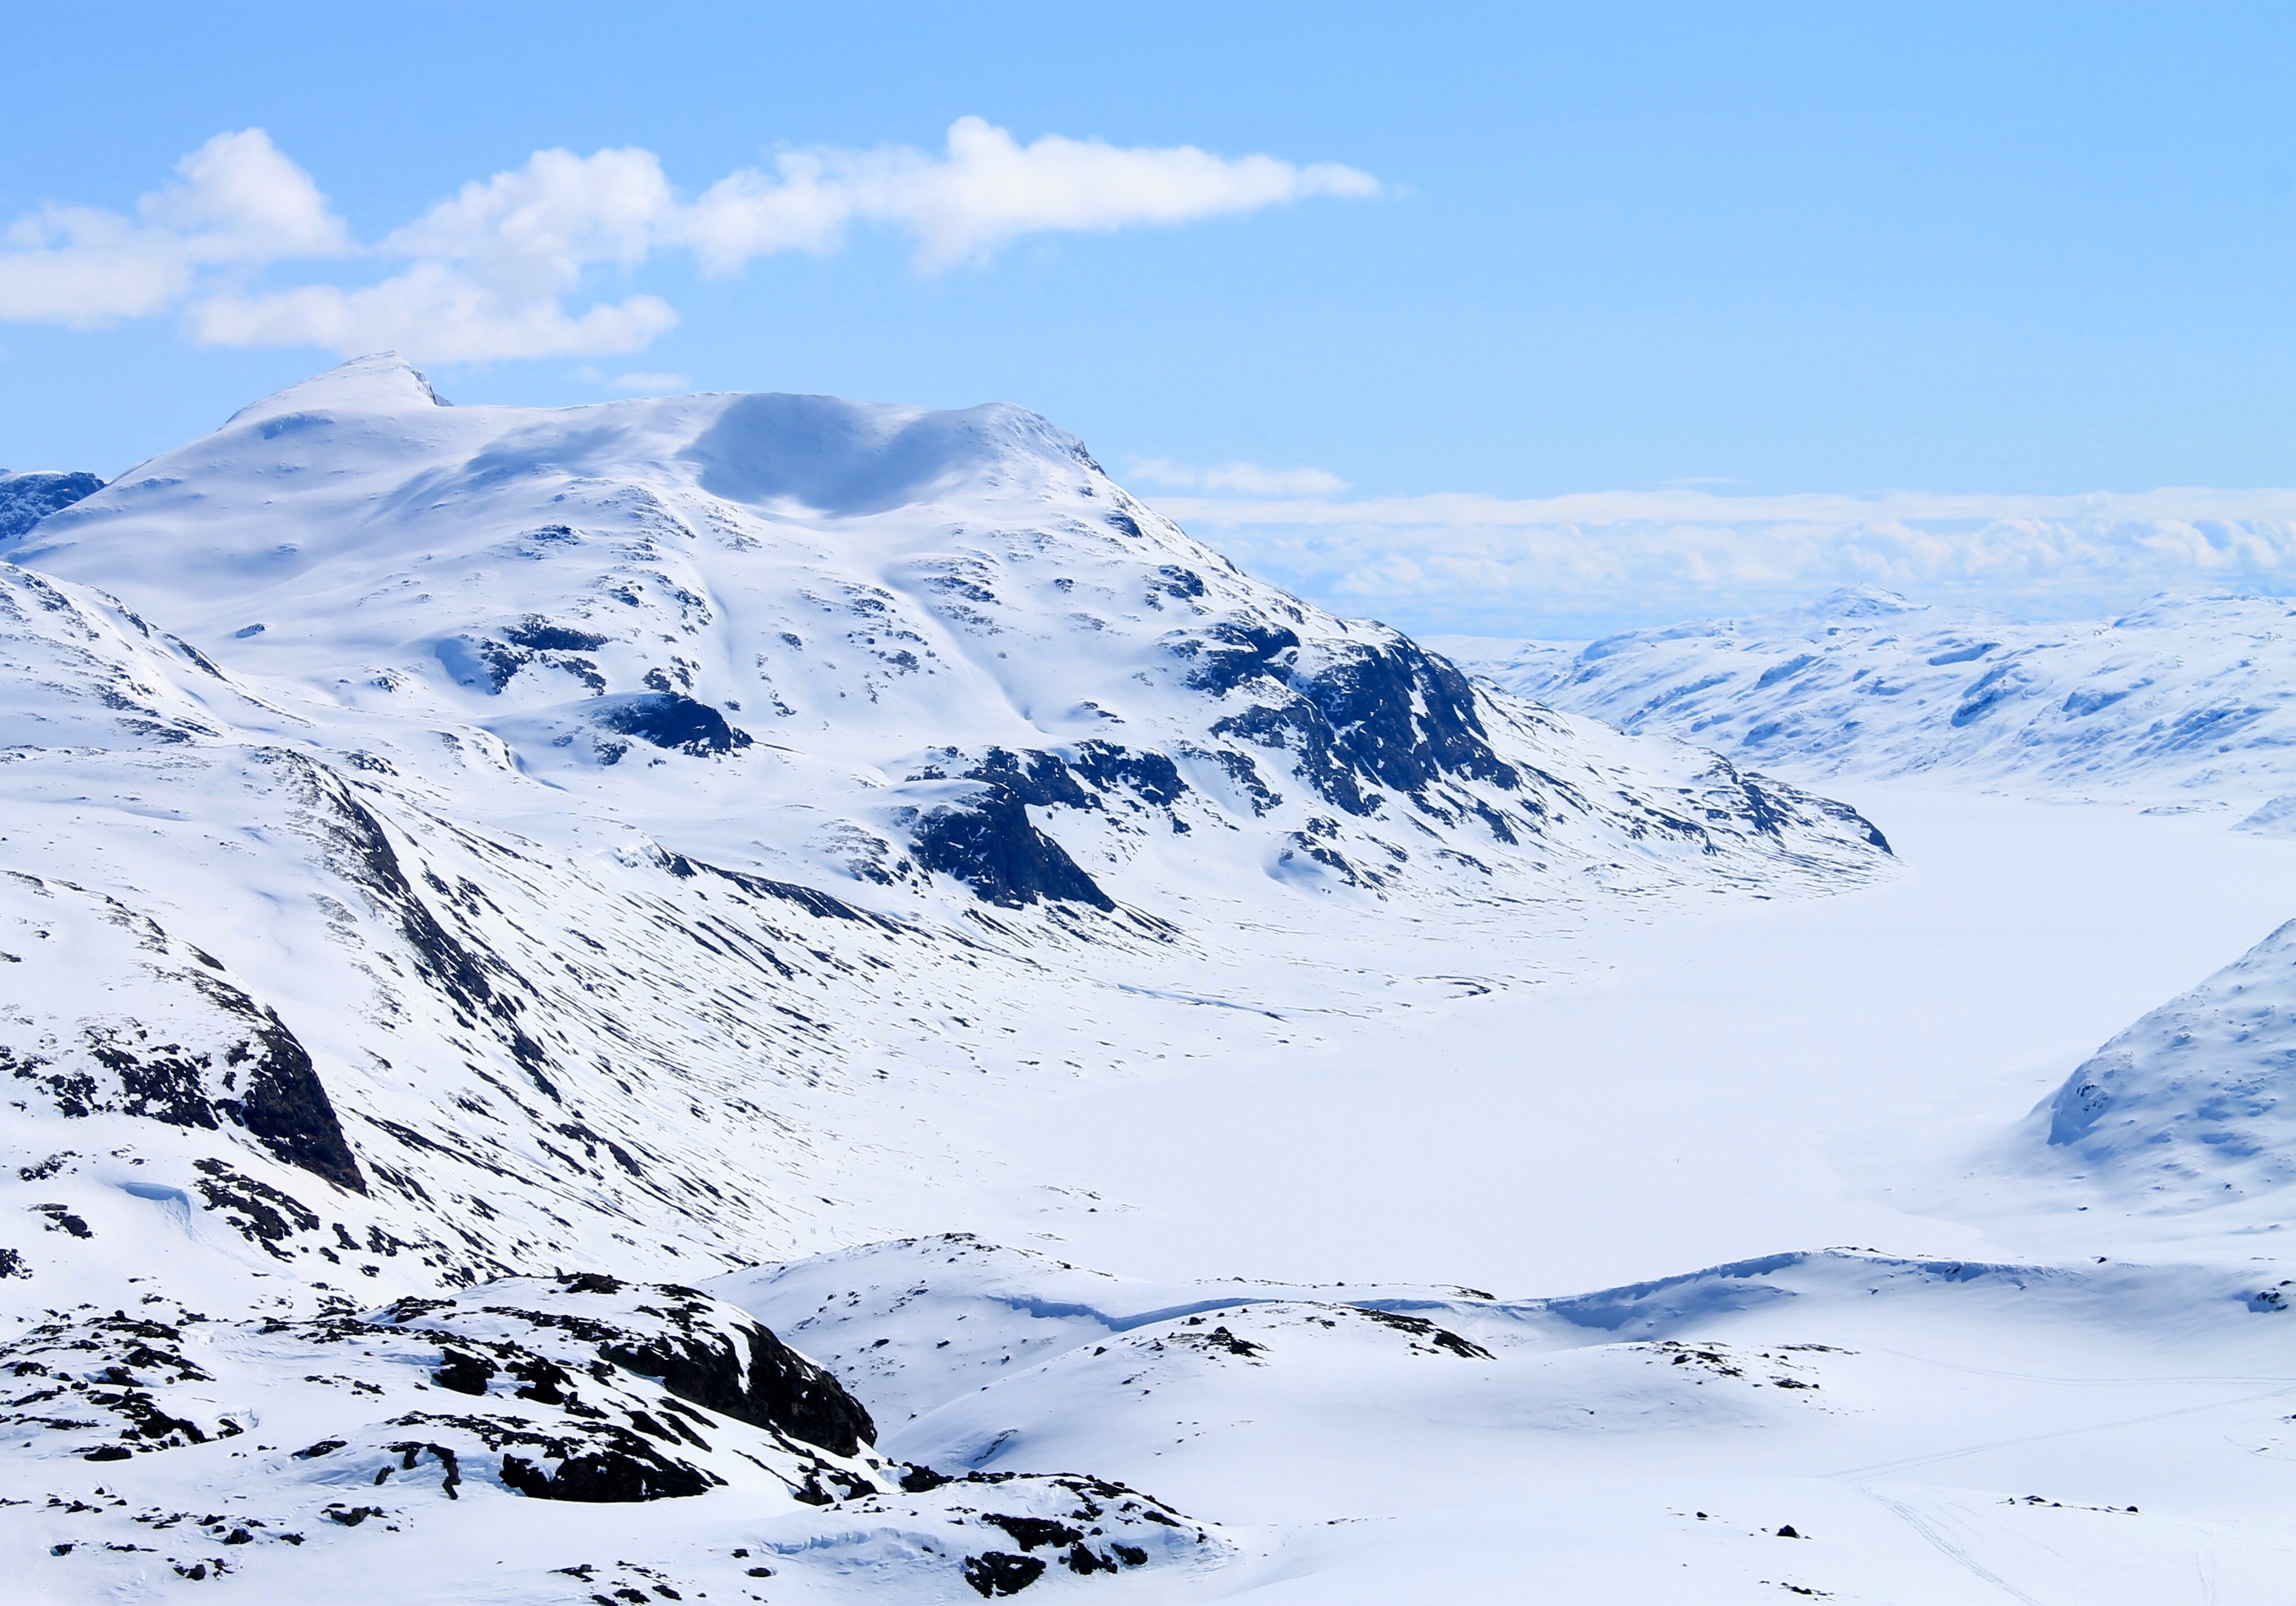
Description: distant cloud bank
1125,458,1352,497
1143,482,2296,638
0,122,1376,363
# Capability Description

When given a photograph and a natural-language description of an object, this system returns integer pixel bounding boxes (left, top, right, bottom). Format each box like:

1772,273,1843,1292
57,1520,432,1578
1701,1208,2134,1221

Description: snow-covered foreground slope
0,360,1915,1601
1449,585,2296,805
708,1237,2296,1604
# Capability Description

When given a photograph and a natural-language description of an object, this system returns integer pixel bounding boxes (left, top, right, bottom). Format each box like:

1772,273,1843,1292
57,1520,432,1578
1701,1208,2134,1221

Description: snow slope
1452,584,2296,802
714,1236,2296,1604
2021,916,2296,1247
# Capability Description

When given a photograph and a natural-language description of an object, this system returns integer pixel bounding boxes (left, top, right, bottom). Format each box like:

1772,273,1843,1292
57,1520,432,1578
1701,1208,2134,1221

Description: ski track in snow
0,373,2292,1601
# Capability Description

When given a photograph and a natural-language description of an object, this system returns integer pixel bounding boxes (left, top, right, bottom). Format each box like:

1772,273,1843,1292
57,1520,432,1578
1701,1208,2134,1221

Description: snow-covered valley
4,363,2293,1604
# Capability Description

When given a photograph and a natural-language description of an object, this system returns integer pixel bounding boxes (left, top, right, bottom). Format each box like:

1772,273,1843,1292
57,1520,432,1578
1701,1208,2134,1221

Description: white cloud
144,130,350,263
1141,484,2296,637
1127,457,1352,497
189,268,678,364
569,366,692,395
386,147,679,289
0,130,348,327
0,122,1377,360
681,117,1376,273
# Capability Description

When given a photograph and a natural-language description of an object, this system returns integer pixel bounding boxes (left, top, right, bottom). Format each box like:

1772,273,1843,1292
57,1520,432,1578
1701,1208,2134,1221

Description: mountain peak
1803,584,1920,619
223,352,447,428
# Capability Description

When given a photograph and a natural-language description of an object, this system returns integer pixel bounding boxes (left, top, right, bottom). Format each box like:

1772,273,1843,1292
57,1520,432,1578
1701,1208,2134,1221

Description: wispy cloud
571,365,695,395
604,370,692,395
0,121,1377,363
1127,457,1352,497
689,118,1376,272
1140,483,2296,636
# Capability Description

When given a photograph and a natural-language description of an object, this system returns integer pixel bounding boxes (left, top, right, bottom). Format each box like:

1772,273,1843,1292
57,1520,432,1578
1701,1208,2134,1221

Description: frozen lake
945,786,2296,1294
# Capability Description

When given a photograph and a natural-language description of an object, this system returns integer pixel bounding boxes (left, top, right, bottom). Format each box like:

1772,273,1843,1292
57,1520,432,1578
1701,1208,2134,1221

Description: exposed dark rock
1357,1308,1493,1358
1175,619,1534,817
1151,563,1206,601
202,985,365,1192
1291,639,1520,797
192,1159,319,1258
295,761,562,1103
505,616,610,651
1218,703,1374,815
1070,742,1187,807
1182,622,1300,696
500,1436,714,1502
591,694,753,757
90,1029,216,1131
28,939,362,1193
962,1551,1047,1597
913,791,1114,911
432,1349,497,1395
32,1204,91,1239
382,1275,878,1458
984,1514,1083,1550
597,1313,875,1458
1065,1542,1118,1574
1191,745,1280,813
961,748,1098,810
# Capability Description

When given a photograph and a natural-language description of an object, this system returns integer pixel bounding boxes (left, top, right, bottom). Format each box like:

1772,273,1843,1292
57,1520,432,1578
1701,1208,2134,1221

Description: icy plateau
2,361,2293,1604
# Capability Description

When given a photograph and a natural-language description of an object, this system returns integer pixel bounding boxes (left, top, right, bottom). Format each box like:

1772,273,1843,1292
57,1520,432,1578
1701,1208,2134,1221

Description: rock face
372,1273,878,1461
1,871,364,1194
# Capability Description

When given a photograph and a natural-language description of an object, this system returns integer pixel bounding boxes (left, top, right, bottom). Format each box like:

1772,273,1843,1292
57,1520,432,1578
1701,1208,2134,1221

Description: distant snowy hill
0,359,1899,1601
0,467,102,540
2037,917,2296,1231
1454,584,2296,802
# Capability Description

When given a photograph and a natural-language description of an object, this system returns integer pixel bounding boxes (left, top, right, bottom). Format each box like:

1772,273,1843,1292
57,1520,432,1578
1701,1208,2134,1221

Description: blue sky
6,3,2295,636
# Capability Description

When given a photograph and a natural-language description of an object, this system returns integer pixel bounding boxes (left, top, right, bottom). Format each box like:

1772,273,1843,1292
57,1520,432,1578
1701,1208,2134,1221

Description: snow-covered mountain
2035,917,2296,1232
0,467,102,541
0,355,1891,1294
1453,584,2296,803
0,359,1900,1601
